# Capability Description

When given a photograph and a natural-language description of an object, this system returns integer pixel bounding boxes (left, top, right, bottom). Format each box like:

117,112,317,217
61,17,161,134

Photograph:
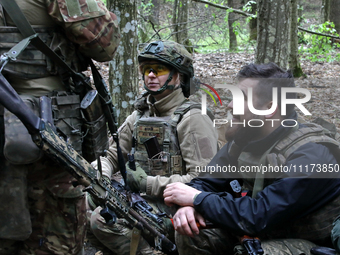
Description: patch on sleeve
58,0,105,22
198,137,214,159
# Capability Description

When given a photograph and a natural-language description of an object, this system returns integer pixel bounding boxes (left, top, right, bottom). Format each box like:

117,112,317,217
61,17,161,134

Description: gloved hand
126,162,147,193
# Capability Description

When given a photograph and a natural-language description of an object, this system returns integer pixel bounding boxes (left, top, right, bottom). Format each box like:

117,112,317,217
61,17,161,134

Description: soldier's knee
261,239,316,255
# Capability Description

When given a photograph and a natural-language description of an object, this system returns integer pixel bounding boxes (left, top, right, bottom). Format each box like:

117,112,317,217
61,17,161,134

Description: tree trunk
330,0,340,34
150,0,160,26
228,0,237,51
289,0,303,77
297,0,303,26
256,0,290,68
172,0,178,40
249,1,257,41
172,0,191,51
323,0,330,22
107,0,139,127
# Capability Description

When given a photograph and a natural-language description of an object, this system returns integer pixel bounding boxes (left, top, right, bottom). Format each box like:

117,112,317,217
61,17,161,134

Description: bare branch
147,13,225,42
193,0,340,40
192,0,252,16
138,13,162,40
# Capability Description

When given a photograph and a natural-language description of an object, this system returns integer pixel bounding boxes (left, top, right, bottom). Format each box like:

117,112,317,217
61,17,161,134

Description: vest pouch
148,152,171,176
134,115,184,177
0,162,31,240
171,155,183,175
80,90,109,162
82,114,109,162
3,95,43,164
51,91,83,154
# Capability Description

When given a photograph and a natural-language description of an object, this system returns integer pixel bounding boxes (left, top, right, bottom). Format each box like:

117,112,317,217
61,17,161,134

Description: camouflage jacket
92,88,219,197
0,0,120,95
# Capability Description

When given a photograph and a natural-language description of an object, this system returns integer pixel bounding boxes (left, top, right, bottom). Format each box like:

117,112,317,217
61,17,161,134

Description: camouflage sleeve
46,0,121,62
146,109,219,197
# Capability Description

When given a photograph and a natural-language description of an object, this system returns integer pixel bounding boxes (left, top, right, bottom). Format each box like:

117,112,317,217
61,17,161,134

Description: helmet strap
143,69,176,95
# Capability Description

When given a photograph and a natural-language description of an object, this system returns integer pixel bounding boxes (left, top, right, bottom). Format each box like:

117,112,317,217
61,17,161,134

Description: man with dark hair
237,62,296,116
163,62,340,255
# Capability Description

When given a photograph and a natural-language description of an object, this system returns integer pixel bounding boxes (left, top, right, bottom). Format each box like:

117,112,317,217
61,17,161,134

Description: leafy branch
298,26,340,40
193,0,254,17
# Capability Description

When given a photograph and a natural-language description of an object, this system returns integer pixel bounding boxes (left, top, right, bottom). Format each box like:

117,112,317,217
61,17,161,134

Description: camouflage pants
0,156,87,255
89,196,175,255
175,228,316,255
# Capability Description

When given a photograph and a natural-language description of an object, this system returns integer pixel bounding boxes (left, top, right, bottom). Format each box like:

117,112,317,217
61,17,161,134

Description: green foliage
139,0,154,12
232,21,240,36
242,1,256,13
243,1,257,23
299,21,340,62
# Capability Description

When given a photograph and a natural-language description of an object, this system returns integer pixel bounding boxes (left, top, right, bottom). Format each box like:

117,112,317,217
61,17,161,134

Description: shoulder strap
0,0,83,82
171,100,214,126
252,123,340,198
273,123,340,160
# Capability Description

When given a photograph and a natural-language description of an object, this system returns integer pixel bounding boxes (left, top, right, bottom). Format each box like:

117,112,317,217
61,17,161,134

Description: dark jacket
189,120,340,237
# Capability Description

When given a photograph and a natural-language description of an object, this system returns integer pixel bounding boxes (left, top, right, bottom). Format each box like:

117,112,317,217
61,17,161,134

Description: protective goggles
142,64,171,77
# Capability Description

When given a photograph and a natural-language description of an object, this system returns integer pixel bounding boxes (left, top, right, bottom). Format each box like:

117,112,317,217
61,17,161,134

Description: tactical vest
0,26,85,79
238,123,340,242
133,100,212,177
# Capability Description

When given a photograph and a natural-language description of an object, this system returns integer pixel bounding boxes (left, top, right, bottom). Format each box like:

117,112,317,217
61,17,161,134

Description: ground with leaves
84,51,340,255
90,51,340,129
192,52,340,129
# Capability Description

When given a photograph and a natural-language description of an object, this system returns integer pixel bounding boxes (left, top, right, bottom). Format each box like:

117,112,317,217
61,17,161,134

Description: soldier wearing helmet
138,40,194,98
88,40,218,254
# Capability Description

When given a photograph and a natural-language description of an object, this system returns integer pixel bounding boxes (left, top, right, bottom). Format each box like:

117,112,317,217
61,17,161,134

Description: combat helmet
138,41,195,97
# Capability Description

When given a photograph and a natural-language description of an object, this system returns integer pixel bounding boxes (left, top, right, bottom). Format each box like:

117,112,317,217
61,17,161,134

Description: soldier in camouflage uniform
163,63,340,255
0,0,120,254
88,40,218,255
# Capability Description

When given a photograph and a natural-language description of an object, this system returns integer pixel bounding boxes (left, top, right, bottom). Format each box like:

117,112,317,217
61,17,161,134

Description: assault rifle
196,221,264,255
0,72,177,254
239,236,264,255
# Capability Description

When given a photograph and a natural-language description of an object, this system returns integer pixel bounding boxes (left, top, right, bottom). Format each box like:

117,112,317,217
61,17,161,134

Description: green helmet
138,41,195,97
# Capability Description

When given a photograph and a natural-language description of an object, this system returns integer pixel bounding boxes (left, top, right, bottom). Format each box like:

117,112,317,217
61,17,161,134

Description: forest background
84,0,340,253
85,0,340,133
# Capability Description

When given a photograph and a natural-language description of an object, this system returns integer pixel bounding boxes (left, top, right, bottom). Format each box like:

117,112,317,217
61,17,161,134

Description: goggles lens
143,64,171,77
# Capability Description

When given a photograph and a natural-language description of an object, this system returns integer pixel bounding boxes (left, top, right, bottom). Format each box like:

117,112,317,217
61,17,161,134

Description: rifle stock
0,73,177,255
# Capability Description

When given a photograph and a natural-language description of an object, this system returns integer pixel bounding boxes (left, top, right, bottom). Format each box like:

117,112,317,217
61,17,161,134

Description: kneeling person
164,62,340,255
89,40,218,255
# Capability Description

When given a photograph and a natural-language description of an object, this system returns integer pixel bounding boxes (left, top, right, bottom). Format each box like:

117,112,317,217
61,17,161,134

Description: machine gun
0,71,177,254
111,180,167,225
